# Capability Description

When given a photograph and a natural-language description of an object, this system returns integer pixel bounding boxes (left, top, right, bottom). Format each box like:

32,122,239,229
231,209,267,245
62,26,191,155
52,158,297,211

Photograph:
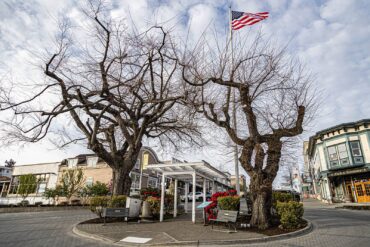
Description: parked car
180,192,211,202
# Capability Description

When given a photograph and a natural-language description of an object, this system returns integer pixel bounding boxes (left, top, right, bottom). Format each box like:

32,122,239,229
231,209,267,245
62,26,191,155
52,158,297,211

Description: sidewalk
75,214,265,246
74,206,313,246
302,198,370,210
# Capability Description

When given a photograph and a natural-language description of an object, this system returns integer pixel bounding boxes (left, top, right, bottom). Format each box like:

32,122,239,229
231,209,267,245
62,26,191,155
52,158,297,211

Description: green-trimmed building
306,119,370,203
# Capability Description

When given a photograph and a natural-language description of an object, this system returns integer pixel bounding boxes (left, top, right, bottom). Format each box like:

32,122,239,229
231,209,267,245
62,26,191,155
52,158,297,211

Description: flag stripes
231,11,269,30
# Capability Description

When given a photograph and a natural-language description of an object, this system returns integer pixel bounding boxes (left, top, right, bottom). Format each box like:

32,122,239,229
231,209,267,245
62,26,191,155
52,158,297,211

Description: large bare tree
181,33,316,229
0,4,200,195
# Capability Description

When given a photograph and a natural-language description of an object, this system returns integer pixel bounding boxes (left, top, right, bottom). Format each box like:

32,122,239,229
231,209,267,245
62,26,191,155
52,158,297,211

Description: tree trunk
112,167,132,196
249,174,273,230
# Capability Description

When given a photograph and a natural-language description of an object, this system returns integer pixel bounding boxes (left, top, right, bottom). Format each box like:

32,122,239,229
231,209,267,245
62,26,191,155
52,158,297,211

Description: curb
73,219,313,246
72,224,120,246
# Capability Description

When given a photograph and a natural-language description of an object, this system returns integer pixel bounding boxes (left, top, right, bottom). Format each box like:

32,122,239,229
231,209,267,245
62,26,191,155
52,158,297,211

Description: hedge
217,196,240,211
276,201,304,229
89,195,127,218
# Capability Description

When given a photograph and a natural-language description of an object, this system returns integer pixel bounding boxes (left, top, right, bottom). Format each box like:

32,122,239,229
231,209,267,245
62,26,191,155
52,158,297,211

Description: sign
328,167,369,177
142,153,149,170
197,201,212,209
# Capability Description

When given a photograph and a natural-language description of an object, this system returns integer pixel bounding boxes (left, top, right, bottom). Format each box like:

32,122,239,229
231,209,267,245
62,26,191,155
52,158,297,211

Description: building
59,146,163,195
307,119,370,203
1,162,60,205
230,174,247,192
302,141,314,197
0,166,13,197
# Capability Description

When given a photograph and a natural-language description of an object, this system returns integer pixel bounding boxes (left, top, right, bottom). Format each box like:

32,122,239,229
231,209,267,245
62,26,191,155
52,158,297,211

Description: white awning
147,161,230,223
147,161,228,184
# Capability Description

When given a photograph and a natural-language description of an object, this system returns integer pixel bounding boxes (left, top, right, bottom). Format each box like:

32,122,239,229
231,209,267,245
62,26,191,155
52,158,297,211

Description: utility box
126,197,142,218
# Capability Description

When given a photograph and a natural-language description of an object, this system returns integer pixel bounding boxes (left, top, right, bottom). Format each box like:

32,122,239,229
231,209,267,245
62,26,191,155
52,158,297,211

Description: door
354,182,370,203
346,184,354,202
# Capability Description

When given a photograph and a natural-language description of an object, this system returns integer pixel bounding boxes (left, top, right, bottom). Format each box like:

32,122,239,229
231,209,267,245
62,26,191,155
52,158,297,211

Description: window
87,157,98,168
337,143,350,165
356,185,364,196
350,141,362,156
86,177,93,186
327,146,338,161
130,173,140,189
327,143,351,168
148,177,157,188
68,158,78,168
349,141,364,164
365,184,370,196
37,183,46,194
142,153,149,170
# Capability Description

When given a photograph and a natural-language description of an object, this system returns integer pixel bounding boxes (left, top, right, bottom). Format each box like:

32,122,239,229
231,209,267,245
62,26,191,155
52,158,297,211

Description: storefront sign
328,167,370,177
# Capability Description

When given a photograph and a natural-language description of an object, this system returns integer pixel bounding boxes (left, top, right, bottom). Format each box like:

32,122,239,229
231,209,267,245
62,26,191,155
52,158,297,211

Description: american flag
231,11,269,30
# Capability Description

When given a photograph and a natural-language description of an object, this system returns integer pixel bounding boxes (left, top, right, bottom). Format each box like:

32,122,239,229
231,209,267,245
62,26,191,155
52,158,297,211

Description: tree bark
249,174,273,230
112,167,132,196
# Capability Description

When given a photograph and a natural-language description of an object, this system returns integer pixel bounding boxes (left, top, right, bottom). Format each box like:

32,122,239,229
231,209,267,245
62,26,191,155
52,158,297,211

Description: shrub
81,182,110,197
17,200,29,207
273,192,293,204
89,196,109,218
109,195,127,208
217,196,240,211
146,196,160,218
276,201,304,229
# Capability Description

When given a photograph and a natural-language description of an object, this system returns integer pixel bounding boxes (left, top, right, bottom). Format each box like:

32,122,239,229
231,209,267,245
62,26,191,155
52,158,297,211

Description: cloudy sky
0,0,369,180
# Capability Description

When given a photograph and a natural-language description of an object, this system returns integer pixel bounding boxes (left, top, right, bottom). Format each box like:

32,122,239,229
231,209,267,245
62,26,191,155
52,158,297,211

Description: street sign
197,201,212,209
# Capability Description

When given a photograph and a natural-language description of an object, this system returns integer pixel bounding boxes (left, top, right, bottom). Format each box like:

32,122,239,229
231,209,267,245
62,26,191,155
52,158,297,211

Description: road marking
120,237,152,243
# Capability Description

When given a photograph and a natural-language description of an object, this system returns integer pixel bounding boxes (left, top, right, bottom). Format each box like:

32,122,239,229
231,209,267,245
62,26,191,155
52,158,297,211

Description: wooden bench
102,208,129,225
209,210,238,232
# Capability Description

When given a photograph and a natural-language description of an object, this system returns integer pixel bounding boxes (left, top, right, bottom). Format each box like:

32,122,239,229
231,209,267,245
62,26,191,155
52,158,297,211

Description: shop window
356,185,364,196
365,184,370,196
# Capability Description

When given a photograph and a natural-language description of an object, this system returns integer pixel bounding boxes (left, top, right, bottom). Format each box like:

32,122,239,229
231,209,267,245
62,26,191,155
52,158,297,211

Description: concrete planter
141,200,152,218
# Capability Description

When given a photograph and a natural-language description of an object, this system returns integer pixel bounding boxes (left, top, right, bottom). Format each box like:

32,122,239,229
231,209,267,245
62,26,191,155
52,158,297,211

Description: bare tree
0,2,200,195
181,33,317,229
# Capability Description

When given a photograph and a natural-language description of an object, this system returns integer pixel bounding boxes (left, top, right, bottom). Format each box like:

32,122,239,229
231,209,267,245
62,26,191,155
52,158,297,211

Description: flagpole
229,5,241,195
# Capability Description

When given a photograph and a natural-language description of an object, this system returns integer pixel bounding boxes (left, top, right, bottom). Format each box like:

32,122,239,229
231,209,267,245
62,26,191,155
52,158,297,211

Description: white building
1,162,60,205
306,119,370,203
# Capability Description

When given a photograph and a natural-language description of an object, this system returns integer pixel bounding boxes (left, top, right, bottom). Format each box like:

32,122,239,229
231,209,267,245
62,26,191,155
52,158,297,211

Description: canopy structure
146,161,230,223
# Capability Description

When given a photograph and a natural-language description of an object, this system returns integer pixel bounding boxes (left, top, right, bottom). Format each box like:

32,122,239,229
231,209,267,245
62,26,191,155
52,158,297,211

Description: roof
61,146,162,166
146,161,229,185
307,118,370,157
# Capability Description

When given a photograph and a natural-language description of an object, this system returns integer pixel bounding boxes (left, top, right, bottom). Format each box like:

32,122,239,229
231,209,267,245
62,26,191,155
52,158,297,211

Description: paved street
0,209,110,247
0,199,370,247
244,199,370,247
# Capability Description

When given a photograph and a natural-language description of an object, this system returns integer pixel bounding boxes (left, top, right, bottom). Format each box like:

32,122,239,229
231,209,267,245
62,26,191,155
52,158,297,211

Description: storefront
328,168,370,203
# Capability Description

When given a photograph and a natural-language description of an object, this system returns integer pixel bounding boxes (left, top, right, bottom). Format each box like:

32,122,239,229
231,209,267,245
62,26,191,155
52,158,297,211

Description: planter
141,200,152,218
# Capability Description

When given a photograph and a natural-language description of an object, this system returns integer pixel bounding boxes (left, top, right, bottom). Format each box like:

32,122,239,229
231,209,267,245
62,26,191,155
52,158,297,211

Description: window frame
349,141,362,157
326,142,351,168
